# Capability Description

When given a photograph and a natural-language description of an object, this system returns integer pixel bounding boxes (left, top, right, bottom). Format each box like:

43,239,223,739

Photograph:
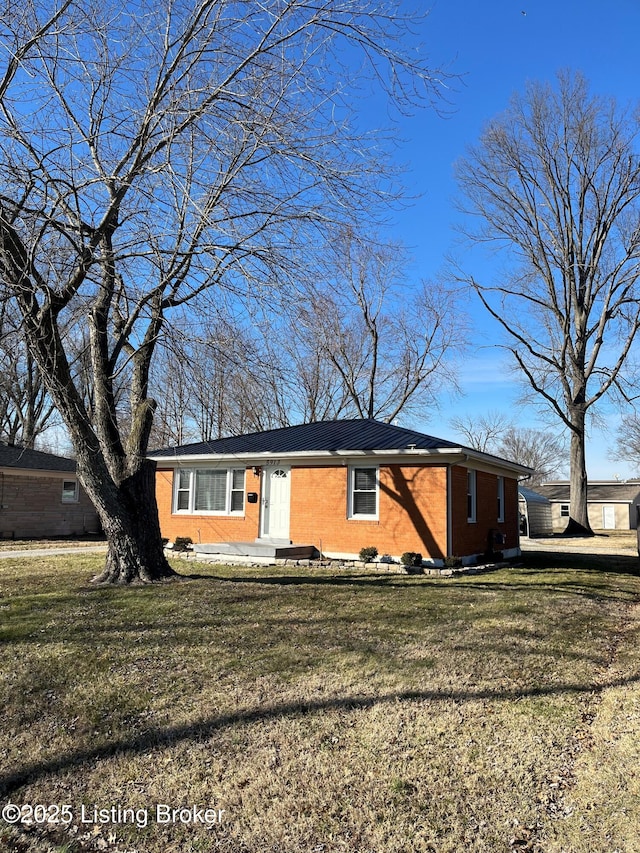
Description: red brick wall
289,464,447,558
450,465,519,557
155,466,262,545
155,463,519,559
156,463,448,558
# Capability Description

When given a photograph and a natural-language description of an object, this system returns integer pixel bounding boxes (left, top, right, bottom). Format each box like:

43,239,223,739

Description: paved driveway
0,544,108,559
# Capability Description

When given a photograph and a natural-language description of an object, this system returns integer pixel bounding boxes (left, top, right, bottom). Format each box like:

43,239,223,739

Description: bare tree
304,232,464,422
257,316,353,425
449,410,512,454
149,317,294,445
456,72,640,534
0,0,451,581
611,413,640,473
150,231,465,442
450,411,567,485
0,305,58,447
146,347,195,448
150,304,373,444
495,427,567,487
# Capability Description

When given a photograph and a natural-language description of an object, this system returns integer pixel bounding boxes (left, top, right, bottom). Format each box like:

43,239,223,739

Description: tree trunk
565,411,593,536
82,460,177,584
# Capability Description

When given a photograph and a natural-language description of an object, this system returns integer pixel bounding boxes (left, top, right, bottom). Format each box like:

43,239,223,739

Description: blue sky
378,0,640,478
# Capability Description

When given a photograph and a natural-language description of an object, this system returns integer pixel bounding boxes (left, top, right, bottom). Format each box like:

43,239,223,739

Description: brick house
150,419,530,564
0,443,99,538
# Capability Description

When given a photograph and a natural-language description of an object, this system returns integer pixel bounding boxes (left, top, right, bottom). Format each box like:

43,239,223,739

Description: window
176,469,191,510
467,469,477,522
231,469,245,511
62,479,79,503
497,476,505,523
560,504,570,517
194,470,227,511
173,468,245,515
349,466,378,519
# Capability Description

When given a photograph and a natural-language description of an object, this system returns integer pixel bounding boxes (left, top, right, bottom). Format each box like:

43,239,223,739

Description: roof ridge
151,417,466,458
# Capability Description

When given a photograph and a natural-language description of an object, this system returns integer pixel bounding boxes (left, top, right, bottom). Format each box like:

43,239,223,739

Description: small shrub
443,555,463,569
173,536,193,552
359,546,378,562
401,551,423,567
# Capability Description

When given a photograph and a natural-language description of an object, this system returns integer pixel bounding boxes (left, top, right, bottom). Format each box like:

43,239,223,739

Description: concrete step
193,541,317,559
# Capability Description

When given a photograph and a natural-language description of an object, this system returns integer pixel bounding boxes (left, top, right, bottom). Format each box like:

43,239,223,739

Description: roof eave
0,465,77,475
150,446,532,476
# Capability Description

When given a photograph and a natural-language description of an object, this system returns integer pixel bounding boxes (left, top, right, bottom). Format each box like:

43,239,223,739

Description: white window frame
173,468,245,515
348,466,379,520
61,479,79,503
467,469,477,523
175,468,192,511
229,468,246,513
497,476,505,523
560,503,570,517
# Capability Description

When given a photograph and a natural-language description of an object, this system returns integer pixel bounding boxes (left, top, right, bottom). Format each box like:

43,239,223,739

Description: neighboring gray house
538,481,640,532
0,444,99,539
518,486,553,537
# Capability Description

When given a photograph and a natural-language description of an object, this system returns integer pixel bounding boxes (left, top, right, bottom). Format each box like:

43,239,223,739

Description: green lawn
1,551,639,852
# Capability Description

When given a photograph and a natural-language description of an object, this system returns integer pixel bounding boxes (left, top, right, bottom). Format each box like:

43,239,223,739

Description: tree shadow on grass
522,550,640,573
178,564,640,605
184,571,426,588
3,670,640,798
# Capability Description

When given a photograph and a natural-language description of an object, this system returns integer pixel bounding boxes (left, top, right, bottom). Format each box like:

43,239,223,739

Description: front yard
1,549,639,852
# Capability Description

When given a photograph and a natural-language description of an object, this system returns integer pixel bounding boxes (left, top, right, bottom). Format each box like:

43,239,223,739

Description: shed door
602,505,616,530
261,466,291,541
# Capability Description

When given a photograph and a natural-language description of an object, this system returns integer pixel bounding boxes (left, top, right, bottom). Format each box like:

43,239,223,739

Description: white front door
602,505,616,529
261,466,291,541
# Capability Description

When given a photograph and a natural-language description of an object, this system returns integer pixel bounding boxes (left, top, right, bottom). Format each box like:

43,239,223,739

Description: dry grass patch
540,597,640,852
0,553,639,851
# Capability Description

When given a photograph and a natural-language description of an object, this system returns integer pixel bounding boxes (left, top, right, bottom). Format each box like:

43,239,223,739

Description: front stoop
193,541,317,560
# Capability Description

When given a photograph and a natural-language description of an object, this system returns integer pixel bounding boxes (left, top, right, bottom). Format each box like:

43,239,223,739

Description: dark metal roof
0,443,76,472
151,418,463,458
538,481,640,503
